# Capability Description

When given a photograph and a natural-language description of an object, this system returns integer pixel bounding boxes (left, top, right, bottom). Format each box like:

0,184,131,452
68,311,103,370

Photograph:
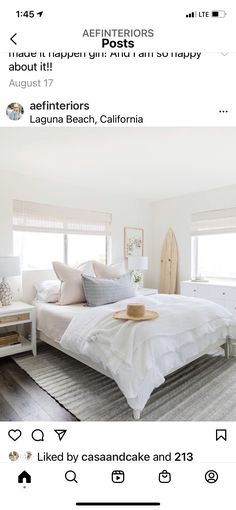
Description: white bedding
60,294,233,410
36,302,86,342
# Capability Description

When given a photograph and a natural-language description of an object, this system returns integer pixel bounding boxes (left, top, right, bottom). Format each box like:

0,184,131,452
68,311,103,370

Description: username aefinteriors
29,101,143,125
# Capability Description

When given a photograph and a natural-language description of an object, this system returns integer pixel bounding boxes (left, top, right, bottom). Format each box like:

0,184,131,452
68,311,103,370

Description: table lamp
0,256,21,306
128,255,148,288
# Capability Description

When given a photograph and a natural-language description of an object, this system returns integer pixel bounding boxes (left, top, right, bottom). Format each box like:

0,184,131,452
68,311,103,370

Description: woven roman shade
13,200,112,236
192,207,236,236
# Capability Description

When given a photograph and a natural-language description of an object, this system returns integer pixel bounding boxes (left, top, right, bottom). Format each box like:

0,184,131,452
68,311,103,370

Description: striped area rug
13,345,236,421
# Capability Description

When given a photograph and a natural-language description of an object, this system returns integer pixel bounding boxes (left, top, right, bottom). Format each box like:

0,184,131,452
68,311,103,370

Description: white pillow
93,261,126,279
34,280,61,303
52,261,85,305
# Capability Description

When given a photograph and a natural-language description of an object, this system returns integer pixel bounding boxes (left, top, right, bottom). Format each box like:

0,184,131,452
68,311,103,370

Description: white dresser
180,280,236,314
138,288,158,296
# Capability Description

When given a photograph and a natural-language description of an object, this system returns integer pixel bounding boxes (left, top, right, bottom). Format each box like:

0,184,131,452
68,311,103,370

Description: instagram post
0,126,236,422
0,1,236,509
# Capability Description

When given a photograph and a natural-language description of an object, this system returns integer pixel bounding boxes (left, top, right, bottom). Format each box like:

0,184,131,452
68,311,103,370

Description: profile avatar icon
9,451,19,461
205,470,218,484
6,102,24,121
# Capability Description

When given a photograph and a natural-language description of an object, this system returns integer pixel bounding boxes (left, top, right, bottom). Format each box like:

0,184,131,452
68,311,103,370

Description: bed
22,270,233,420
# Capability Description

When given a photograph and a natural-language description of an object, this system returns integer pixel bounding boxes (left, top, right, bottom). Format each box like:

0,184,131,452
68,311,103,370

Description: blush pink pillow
93,261,126,279
52,261,85,305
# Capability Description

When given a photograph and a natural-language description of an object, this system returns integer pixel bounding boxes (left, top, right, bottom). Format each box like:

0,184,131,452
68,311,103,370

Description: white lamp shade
128,256,148,271
0,256,21,277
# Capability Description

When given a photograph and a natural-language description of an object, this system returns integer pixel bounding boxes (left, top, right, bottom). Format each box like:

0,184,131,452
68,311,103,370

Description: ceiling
1,127,236,201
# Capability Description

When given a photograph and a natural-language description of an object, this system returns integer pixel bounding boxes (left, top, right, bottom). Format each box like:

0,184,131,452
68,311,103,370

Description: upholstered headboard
22,269,57,304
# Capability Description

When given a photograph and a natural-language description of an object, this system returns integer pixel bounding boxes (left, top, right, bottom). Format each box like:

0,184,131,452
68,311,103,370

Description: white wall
0,171,154,294
153,184,236,290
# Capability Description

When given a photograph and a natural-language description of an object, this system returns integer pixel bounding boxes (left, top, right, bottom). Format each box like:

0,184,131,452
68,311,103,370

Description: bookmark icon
216,429,227,441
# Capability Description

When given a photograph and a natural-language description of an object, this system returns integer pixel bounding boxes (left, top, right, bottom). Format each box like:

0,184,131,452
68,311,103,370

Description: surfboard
160,228,178,294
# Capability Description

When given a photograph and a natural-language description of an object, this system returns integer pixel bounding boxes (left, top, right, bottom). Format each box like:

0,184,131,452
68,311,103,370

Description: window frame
191,235,199,279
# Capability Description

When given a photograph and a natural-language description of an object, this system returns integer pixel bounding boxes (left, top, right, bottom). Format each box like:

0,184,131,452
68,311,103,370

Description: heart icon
8,429,22,441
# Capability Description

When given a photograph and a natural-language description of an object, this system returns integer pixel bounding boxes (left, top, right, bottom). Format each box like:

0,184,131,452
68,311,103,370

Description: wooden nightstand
0,301,36,358
137,288,158,296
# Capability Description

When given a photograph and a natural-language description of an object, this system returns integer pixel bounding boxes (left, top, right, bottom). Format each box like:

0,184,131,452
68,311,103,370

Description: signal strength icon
186,11,197,18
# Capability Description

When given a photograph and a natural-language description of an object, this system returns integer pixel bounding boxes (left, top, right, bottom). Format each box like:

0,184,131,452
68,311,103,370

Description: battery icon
211,10,227,17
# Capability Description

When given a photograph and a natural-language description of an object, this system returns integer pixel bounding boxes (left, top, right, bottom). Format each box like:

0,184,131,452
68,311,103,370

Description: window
191,208,236,279
192,233,236,279
67,234,106,266
14,231,64,270
13,200,111,270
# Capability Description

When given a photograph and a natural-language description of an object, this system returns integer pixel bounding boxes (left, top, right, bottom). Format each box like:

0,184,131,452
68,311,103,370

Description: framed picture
124,227,144,257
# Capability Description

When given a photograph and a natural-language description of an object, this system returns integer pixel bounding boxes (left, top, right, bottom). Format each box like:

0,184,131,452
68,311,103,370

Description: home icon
18,471,31,484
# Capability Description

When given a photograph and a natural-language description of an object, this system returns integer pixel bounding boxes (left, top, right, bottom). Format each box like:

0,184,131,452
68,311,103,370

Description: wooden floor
0,358,77,421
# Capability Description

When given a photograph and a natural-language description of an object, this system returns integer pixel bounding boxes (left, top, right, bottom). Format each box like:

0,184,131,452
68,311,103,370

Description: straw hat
113,303,159,321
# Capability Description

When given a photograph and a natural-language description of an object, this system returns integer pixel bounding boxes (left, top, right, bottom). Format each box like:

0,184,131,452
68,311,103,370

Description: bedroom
0,126,236,421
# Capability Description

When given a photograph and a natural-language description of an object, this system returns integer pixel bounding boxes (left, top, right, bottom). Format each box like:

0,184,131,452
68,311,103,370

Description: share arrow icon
54,429,67,441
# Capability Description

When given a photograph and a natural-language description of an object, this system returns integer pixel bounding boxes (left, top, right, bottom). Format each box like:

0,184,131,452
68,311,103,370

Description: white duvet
60,294,233,410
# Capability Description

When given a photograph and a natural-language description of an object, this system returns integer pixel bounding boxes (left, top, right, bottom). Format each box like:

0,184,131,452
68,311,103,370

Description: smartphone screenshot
0,1,235,509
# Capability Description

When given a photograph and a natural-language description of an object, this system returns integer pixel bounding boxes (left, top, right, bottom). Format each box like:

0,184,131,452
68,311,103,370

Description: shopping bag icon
158,470,171,483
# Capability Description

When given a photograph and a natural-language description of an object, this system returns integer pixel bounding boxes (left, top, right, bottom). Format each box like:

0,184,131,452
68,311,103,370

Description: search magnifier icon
65,470,78,483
